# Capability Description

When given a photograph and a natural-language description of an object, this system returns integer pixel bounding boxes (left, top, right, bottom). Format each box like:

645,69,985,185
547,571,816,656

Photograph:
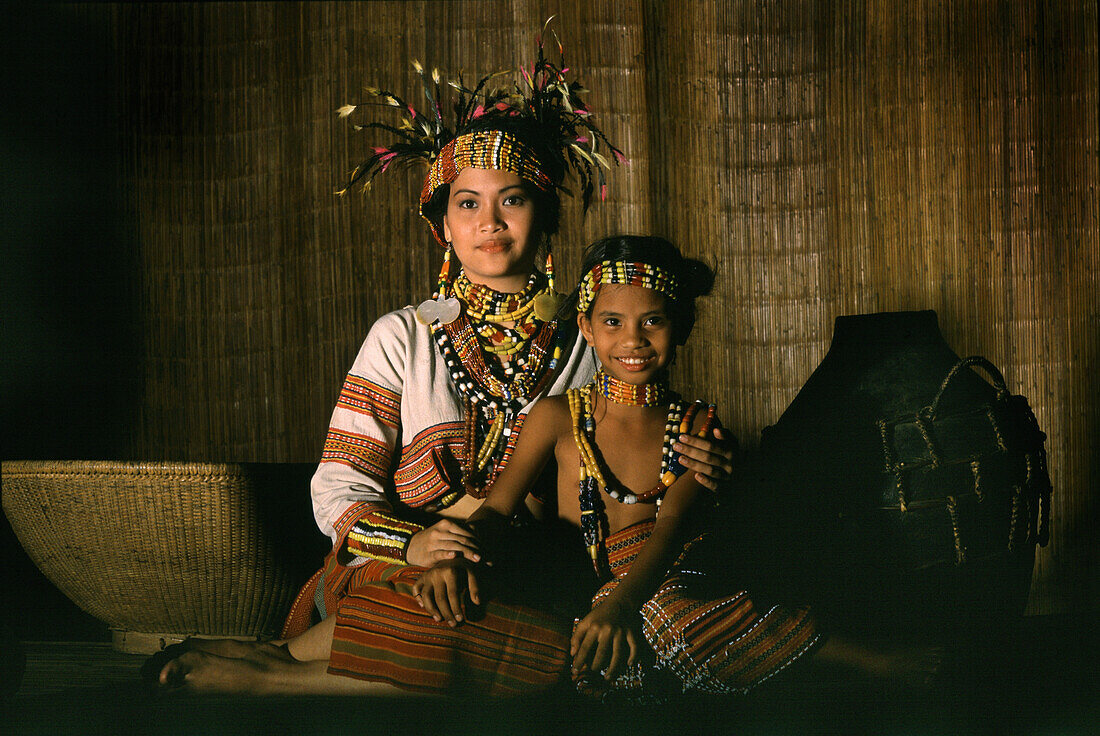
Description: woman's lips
477,239,509,253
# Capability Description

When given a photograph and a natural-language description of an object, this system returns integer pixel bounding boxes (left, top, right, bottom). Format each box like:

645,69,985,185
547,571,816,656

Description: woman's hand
405,518,482,567
412,557,482,627
674,426,736,491
570,601,641,682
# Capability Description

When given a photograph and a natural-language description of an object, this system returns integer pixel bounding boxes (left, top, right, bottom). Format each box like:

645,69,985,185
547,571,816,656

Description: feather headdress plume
336,17,625,218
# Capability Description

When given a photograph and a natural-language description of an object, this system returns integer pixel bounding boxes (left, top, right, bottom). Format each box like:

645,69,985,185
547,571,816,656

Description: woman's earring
533,250,563,321
416,245,461,325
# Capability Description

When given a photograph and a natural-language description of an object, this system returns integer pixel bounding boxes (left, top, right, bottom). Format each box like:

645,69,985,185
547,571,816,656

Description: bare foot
158,642,297,694
813,635,945,689
153,641,410,696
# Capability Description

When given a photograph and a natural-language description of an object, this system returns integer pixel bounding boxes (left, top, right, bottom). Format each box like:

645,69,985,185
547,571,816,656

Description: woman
149,34,733,695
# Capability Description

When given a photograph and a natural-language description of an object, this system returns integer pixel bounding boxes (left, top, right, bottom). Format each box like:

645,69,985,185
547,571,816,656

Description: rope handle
928,356,1010,419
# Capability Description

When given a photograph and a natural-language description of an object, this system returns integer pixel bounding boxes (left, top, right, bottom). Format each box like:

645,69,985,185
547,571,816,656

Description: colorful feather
336,18,625,212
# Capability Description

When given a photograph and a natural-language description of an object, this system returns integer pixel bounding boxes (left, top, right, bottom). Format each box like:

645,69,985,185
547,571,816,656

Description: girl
415,235,823,695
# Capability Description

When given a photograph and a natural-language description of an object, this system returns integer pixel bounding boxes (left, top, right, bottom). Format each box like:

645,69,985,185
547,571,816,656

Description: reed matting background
3,1,1096,618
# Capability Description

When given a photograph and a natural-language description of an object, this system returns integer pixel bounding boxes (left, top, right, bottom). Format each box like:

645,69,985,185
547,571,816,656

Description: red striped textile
592,520,822,694
321,429,394,479
281,550,408,639
336,375,400,427
327,566,572,696
392,422,465,506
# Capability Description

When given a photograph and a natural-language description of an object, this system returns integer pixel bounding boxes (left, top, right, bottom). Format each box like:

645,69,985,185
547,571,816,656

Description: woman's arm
312,310,480,567
311,311,414,565
674,426,736,491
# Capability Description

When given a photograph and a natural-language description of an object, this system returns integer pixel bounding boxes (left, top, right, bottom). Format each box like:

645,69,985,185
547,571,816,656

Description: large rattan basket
2,460,325,653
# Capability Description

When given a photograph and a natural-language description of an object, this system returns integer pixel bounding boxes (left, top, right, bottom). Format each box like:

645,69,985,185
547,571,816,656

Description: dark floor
2,616,1098,736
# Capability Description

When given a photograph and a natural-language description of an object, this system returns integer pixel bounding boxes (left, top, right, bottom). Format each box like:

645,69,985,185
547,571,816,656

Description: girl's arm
413,397,565,624
464,397,567,546
571,475,708,678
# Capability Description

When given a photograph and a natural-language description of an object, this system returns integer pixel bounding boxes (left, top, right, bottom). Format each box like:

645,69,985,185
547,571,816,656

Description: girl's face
578,283,676,385
442,167,540,293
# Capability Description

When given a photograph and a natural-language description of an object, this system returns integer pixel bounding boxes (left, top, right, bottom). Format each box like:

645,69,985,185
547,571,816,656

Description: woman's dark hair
562,235,716,345
419,116,563,240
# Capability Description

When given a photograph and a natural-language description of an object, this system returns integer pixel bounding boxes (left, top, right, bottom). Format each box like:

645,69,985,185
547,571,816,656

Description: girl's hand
570,602,640,682
674,426,736,491
406,518,482,567
412,557,481,627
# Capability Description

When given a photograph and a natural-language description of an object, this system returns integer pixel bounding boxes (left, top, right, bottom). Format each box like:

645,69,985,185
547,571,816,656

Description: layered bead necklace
453,271,546,357
429,270,565,498
568,373,717,574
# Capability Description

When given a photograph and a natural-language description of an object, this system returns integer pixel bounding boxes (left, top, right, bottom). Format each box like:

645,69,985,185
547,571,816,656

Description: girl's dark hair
562,235,716,344
419,116,563,240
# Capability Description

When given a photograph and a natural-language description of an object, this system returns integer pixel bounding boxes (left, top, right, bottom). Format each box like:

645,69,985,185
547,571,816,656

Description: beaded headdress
577,261,680,313
336,18,625,247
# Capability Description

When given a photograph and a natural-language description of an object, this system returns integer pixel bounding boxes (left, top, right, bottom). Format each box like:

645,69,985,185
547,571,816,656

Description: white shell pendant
533,292,563,322
416,297,461,325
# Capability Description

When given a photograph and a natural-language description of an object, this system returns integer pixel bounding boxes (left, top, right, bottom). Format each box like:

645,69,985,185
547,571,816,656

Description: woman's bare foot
153,640,410,696
158,642,296,694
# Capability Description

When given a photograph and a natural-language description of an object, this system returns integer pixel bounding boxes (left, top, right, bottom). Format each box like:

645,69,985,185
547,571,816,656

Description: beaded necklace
434,315,562,411
567,383,717,574
454,271,556,356
453,271,545,321
429,278,566,498
593,369,668,407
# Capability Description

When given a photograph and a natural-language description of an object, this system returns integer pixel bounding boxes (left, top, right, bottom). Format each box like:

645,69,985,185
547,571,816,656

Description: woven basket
2,460,324,653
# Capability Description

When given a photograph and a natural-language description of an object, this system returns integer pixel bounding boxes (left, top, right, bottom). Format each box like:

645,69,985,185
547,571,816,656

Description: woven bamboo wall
7,1,1096,615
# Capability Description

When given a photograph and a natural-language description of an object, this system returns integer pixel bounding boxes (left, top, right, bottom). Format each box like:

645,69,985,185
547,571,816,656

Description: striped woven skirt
589,520,823,695
326,565,574,696
285,522,594,696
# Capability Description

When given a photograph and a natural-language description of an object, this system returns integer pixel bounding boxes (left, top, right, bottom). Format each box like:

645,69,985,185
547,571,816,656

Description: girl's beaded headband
577,261,679,313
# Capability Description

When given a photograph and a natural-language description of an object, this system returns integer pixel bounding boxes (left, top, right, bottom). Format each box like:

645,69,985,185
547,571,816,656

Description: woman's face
442,167,540,293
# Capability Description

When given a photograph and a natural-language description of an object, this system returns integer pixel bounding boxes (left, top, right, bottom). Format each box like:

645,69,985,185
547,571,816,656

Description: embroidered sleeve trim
321,429,393,480
344,509,425,564
335,375,401,428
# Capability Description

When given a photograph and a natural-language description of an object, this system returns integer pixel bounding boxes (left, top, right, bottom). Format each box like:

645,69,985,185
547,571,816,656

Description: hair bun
680,257,716,299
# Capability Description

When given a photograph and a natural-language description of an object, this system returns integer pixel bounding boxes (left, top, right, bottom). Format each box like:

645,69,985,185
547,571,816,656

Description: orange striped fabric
281,548,409,638
321,429,393,479
335,375,400,427
391,422,465,506
327,566,572,696
594,520,822,695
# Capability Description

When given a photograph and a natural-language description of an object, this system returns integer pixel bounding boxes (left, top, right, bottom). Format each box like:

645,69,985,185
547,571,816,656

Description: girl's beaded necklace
568,373,717,574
